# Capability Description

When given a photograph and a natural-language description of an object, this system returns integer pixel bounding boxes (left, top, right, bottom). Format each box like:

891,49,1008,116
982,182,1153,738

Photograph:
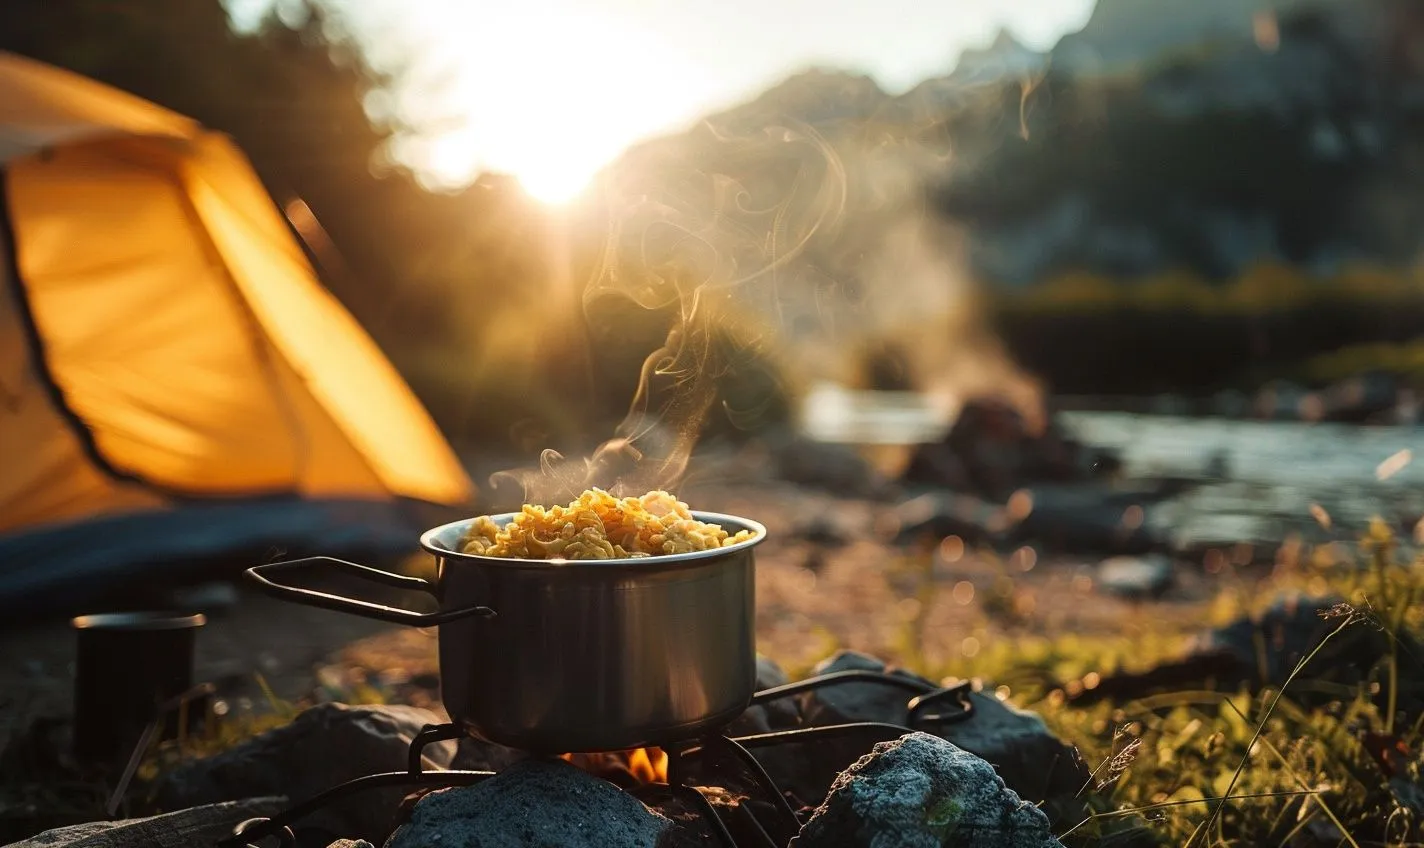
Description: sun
395,4,708,205
516,162,597,206
498,135,615,206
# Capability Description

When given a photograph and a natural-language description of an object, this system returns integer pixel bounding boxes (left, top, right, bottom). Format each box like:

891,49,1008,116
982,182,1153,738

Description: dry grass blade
1057,789,1322,840
1190,615,1358,846
1221,698,1362,848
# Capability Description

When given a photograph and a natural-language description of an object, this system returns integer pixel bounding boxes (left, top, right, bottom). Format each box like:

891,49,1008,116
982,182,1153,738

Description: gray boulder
939,693,1089,805
770,433,896,499
10,798,286,848
799,651,937,728
797,652,1085,803
1076,592,1423,710
729,655,801,735
1185,593,1376,684
791,732,1062,848
156,703,455,843
386,759,670,848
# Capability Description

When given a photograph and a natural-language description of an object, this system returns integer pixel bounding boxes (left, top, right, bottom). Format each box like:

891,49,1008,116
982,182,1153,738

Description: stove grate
220,672,973,848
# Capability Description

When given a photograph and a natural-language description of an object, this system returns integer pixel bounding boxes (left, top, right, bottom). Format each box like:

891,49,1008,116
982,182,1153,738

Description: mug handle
245,557,495,626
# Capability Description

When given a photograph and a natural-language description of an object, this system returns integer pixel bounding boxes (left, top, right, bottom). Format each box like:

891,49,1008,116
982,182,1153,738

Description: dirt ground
0,472,1220,743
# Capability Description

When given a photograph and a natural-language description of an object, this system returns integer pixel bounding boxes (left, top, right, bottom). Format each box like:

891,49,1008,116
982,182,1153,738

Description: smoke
494,78,1044,505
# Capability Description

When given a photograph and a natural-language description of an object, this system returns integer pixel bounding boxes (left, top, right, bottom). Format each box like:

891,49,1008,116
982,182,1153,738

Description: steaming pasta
458,489,755,560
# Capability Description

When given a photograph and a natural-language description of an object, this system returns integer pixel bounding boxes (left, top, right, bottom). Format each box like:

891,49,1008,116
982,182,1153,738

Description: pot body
425,512,760,753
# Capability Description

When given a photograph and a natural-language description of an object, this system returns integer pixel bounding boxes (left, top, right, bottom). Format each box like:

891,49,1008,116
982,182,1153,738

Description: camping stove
220,671,974,848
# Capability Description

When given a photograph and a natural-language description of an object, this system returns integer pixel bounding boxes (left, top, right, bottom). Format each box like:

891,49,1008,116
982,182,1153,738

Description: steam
495,79,1044,505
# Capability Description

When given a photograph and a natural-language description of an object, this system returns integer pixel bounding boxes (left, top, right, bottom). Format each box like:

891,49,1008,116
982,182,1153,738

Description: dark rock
386,759,670,848
888,493,999,549
1254,381,1311,421
757,655,801,730
1323,371,1399,423
769,433,895,499
1078,593,1424,713
1006,484,1171,557
791,515,851,546
728,655,800,736
747,652,933,806
939,693,1090,807
10,798,286,847
156,703,454,843
801,547,830,574
900,401,1105,499
798,651,937,727
1186,593,1386,686
797,652,1086,807
1064,649,1244,706
790,732,1062,848
1096,554,1176,599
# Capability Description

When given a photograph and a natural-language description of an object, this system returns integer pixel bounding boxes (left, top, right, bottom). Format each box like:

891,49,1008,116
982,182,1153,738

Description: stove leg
229,817,296,848
669,784,744,848
407,723,466,774
665,743,687,789
907,680,975,727
217,771,495,848
705,735,802,846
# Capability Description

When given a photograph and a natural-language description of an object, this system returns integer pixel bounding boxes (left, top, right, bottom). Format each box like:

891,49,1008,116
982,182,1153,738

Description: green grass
891,517,1424,847
1301,340,1424,385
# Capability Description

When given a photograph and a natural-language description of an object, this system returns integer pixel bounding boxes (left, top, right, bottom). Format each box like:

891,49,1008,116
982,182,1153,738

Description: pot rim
419,510,767,567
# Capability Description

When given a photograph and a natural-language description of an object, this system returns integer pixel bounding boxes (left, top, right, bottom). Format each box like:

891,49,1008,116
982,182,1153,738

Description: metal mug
71,611,207,764
245,511,766,753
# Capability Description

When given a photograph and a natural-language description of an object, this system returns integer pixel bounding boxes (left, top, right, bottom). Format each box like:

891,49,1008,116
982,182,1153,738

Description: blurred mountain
594,0,1424,288
945,29,1048,86
1054,0,1316,73
945,0,1424,284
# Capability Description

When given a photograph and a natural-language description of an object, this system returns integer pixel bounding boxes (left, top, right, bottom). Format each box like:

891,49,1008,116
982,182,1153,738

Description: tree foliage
0,2,594,449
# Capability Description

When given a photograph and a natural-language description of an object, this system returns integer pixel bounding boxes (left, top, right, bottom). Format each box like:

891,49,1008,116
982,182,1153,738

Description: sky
226,0,1096,201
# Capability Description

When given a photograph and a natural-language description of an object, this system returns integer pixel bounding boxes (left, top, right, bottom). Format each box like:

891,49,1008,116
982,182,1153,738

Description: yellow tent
0,52,473,608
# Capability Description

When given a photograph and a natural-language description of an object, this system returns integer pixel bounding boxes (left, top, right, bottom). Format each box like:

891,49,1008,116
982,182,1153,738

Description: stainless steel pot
246,511,766,754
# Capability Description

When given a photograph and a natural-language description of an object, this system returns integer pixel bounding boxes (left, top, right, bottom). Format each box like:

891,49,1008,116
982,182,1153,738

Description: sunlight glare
395,3,710,204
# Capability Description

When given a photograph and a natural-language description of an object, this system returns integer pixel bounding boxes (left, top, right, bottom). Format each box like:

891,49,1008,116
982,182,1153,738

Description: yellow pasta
458,489,755,560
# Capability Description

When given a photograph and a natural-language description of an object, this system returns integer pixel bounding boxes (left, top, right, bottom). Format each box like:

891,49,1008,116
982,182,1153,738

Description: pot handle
245,557,496,626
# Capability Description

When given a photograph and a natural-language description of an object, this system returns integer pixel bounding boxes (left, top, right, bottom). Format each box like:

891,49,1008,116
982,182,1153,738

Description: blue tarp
0,497,438,617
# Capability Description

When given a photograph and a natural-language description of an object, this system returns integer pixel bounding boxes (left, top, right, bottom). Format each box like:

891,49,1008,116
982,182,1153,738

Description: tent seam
0,164,155,492
2,155,297,504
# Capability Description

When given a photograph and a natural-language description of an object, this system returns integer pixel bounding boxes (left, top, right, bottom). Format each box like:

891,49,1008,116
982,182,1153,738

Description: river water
1058,412,1424,552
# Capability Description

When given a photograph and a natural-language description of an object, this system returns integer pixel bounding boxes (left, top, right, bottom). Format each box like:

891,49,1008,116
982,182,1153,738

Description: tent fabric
0,51,196,163
0,51,473,539
0,207,165,530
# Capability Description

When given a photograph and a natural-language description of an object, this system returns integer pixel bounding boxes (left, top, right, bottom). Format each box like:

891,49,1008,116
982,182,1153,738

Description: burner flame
562,747,670,786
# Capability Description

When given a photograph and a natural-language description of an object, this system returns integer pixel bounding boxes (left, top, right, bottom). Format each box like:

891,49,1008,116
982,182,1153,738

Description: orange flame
561,747,670,785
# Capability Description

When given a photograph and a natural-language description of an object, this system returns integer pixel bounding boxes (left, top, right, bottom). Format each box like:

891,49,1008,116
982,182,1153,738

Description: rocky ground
7,430,1372,846
0,467,1220,746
